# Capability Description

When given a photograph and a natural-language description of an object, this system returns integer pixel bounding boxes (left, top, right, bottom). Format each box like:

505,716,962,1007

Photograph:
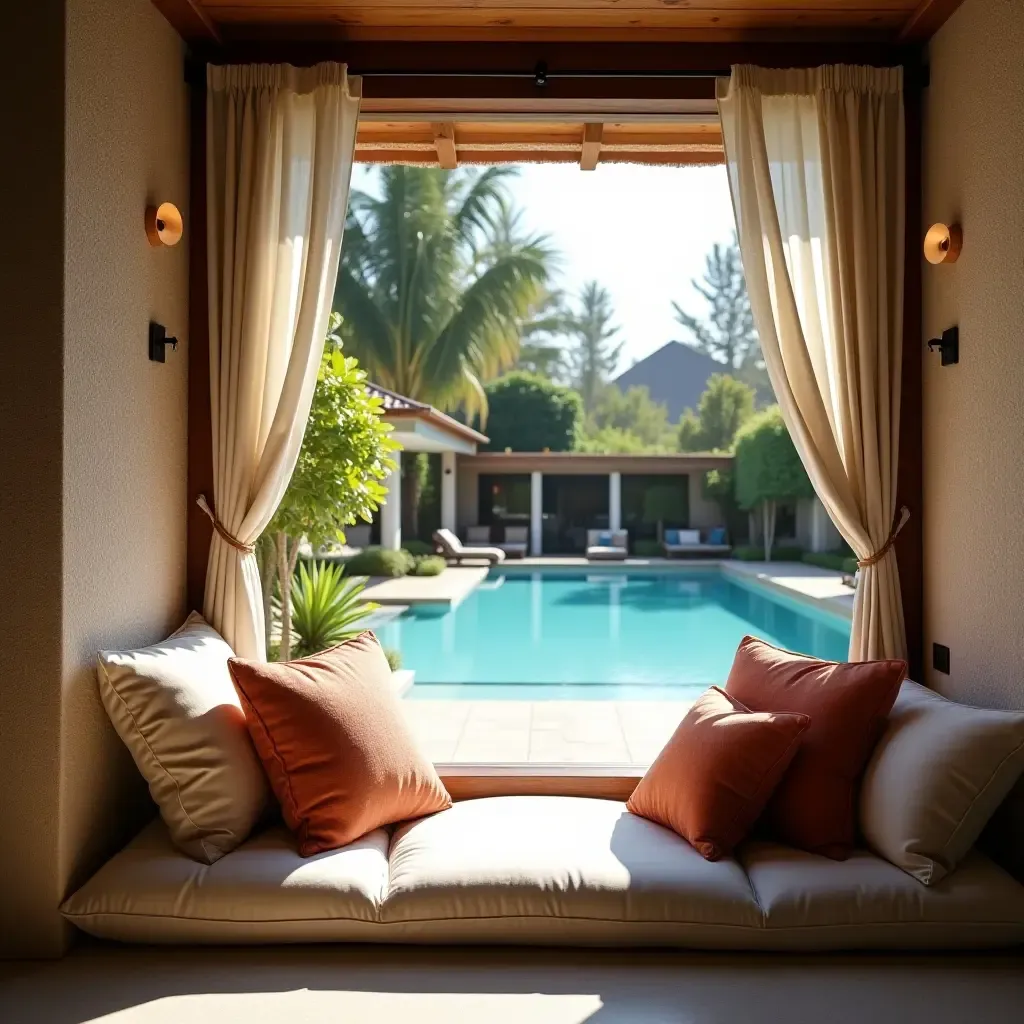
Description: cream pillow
860,680,1024,885
98,612,270,863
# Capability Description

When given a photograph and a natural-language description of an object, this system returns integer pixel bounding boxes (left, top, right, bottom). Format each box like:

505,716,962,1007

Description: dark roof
366,382,489,446
613,341,725,421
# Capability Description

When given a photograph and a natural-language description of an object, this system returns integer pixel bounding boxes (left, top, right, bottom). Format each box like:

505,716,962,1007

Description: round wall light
923,222,962,265
145,202,184,247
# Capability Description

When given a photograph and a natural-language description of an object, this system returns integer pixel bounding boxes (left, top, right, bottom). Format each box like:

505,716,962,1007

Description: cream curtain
204,64,361,659
717,65,907,661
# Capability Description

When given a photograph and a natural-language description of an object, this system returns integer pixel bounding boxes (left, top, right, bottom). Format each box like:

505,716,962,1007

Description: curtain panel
717,65,907,661
204,63,361,659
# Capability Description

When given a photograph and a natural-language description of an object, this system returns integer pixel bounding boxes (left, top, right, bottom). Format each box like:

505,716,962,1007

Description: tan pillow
860,680,1024,885
228,631,451,857
97,612,270,863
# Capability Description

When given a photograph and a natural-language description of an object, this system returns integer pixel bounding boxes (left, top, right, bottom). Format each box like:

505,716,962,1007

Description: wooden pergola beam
580,123,603,171
898,0,967,42
433,123,458,168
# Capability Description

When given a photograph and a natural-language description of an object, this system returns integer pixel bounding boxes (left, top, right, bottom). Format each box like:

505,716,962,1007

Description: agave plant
279,560,377,659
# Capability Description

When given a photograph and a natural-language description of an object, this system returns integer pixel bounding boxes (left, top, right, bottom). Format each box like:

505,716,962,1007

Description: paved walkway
405,699,689,765
360,566,488,607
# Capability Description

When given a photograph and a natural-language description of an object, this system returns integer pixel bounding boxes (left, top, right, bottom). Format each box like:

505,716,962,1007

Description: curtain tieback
196,495,256,555
857,506,910,569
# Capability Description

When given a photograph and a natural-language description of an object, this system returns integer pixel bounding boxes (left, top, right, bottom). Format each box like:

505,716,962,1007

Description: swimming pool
375,568,851,700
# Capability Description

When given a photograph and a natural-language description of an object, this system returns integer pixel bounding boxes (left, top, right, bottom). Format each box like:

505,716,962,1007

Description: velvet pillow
725,636,906,859
627,686,810,861
229,632,451,856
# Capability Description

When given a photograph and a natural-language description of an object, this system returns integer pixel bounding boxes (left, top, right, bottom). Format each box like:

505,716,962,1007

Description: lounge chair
499,526,529,559
586,529,629,561
662,527,732,558
433,528,505,566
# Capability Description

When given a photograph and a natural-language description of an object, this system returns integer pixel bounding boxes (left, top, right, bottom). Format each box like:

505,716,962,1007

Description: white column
440,450,457,532
380,449,402,551
810,496,829,553
530,471,543,556
609,471,622,533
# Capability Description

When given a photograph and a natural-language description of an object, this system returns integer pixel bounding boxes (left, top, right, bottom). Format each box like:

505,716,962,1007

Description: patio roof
368,382,489,455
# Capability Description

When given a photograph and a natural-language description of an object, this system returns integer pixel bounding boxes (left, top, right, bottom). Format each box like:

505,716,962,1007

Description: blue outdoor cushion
597,531,613,546
664,529,680,545
708,527,727,545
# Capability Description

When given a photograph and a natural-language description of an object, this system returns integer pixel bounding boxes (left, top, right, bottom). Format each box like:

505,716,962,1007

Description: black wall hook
927,326,959,366
149,322,178,363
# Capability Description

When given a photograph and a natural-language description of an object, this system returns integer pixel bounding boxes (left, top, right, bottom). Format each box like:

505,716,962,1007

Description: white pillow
97,612,270,863
860,680,1024,885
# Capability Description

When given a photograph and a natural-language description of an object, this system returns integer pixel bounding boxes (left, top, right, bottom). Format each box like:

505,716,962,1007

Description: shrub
384,647,403,672
343,545,414,578
803,551,859,575
633,538,661,557
402,539,436,557
732,544,804,562
283,561,376,658
410,554,446,577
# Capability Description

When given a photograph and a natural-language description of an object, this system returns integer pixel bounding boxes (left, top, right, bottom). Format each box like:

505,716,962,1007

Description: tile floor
405,699,691,764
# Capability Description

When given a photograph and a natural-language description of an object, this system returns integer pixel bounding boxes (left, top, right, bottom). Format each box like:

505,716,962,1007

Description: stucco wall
922,0,1024,710
0,0,189,957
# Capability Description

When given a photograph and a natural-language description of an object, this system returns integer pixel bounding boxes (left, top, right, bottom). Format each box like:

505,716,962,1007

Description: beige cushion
742,839,1024,950
60,818,390,944
860,680,1024,884
97,612,269,863
383,796,763,945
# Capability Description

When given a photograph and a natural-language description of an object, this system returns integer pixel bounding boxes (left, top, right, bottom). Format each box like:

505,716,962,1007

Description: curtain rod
351,64,730,86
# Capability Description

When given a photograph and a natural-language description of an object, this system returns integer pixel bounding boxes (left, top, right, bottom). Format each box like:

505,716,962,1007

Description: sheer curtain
718,65,907,661
203,64,361,659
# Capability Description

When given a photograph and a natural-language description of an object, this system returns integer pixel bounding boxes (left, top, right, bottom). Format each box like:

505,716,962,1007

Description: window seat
61,795,1024,950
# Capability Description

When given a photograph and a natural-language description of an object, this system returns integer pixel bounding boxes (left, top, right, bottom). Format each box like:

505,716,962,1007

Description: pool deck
360,566,489,607
406,699,690,765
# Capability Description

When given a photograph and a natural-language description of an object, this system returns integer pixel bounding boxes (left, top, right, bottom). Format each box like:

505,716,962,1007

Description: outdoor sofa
663,527,732,557
62,788,1024,949
433,528,505,566
586,529,629,561
498,525,529,558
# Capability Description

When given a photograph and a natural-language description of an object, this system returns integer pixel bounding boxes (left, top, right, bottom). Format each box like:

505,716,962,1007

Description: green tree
677,373,756,452
673,235,771,399
515,288,574,379
333,165,552,536
733,406,813,560
564,281,623,412
482,372,582,452
266,316,399,660
586,384,674,450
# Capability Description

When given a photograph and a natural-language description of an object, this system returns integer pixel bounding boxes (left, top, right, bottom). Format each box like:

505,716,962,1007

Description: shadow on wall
3,942,1024,1024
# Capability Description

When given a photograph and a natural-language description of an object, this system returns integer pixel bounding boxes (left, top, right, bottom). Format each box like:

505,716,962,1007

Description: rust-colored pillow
725,636,906,860
228,632,451,856
627,686,810,861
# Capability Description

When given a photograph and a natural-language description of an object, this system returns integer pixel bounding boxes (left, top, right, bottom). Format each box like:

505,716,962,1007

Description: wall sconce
923,223,962,265
145,202,183,247
927,326,959,366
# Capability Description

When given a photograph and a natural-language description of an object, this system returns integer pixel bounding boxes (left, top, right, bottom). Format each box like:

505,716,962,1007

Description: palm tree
565,281,624,412
334,165,553,536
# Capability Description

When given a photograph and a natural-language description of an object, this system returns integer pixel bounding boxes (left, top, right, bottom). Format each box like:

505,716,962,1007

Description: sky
349,162,737,374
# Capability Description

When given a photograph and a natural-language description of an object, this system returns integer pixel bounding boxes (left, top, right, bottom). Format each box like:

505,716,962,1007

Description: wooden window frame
187,45,924,799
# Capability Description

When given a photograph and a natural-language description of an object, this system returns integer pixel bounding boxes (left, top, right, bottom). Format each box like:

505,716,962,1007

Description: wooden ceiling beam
433,123,459,167
151,0,221,43
580,122,603,170
898,0,967,42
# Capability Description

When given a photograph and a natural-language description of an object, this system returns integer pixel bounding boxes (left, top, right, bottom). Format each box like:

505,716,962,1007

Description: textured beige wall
0,0,189,957
922,0,1024,710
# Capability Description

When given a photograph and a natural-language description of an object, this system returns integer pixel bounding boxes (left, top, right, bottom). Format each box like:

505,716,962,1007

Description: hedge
802,551,859,575
731,544,804,563
342,546,415,578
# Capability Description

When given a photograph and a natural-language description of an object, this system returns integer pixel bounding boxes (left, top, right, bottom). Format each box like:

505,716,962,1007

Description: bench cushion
383,796,763,945
61,819,390,944
742,840,1024,949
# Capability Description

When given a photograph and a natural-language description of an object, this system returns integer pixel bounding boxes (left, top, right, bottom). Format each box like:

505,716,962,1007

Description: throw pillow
725,635,905,859
97,612,270,864
627,686,810,861
860,680,1024,884
229,631,451,856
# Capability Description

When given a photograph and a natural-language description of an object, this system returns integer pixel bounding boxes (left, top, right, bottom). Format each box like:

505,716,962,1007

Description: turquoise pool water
377,568,851,700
